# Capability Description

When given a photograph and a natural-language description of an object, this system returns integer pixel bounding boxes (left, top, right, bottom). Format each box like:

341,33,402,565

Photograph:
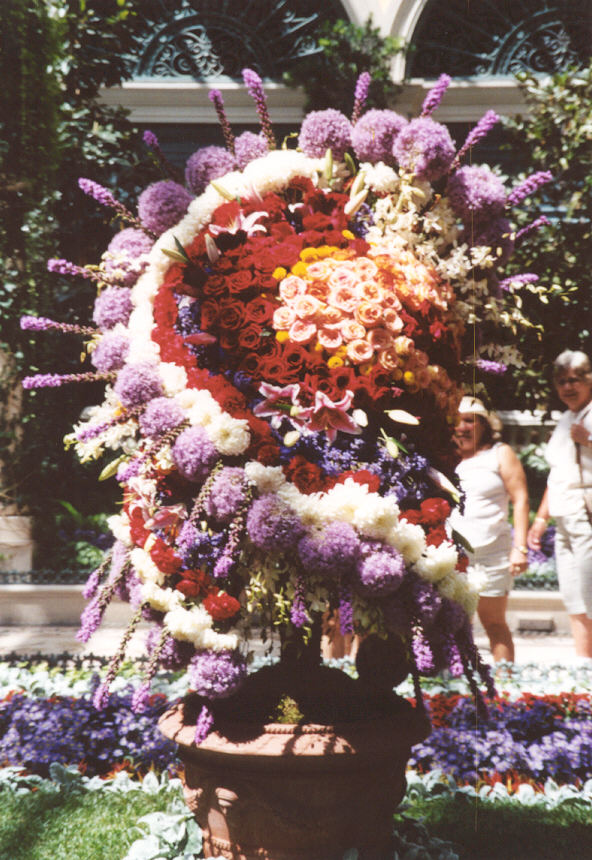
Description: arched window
407,0,590,78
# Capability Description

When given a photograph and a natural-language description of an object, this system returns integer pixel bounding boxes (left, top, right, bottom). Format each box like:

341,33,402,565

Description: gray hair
553,349,592,382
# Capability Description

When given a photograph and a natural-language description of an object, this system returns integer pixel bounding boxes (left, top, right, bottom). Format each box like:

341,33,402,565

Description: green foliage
0,1,159,562
284,16,404,113
502,61,592,410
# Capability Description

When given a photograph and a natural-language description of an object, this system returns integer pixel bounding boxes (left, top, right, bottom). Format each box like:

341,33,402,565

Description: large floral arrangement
22,71,550,727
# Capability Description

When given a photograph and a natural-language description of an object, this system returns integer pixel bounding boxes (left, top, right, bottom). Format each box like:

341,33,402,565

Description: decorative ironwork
408,0,591,77
129,0,345,80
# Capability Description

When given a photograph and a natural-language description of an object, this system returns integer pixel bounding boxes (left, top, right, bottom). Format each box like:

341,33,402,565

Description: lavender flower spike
499,273,539,291
209,89,236,154
452,110,500,169
79,178,152,236
506,171,553,207
22,370,115,389
351,71,371,125
421,74,451,117
20,315,96,335
242,68,275,148
516,215,550,241
47,258,93,279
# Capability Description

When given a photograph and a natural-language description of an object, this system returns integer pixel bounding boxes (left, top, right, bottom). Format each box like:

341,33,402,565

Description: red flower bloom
420,497,451,525
150,538,182,575
203,589,241,620
219,300,243,331
332,469,381,493
175,568,211,598
245,296,276,325
128,506,151,547
227,270,255,294
426,524,449,547
284,455,325,494
238,325,262,351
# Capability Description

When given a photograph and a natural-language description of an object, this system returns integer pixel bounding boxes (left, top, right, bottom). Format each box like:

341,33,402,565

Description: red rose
420,498,451,526
201,274,228,298
208,377,247,415
282,343,309,378
238,352,266,378
219,329,240,351
219,300,243,331
426,525,449,547
238,325,262,351
150,538,182,575
245,296,276,325
175,568,211,598
284,455,325,494
200,300,219,331
128,507,150,547
261,354,291,384
203,589,241,620
227,270,255,294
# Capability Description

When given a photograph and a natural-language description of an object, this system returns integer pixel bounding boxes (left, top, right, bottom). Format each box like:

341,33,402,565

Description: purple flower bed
411,692,592,787
0,678,178,778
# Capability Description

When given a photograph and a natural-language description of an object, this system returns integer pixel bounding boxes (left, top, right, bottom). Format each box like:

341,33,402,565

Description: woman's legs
477,595,514,662
569,613,592,658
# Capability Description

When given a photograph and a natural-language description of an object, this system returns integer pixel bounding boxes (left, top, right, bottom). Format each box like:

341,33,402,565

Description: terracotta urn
159,644,431,860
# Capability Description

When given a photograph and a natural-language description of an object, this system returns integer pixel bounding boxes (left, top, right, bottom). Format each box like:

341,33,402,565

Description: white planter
0,516,33,572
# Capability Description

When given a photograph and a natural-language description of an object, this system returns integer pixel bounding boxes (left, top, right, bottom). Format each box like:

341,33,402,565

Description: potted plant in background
21,70,551,858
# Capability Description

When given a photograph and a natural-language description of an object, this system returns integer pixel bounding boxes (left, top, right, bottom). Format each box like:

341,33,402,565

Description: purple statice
246,494,304,552
172,425,217,482
355,546,406,596
446,165,507,224
499,272,539,290
189,649,247,699
108,541,131,601
351,71,371,125
47,257,96,281
421,74,452,117
290,575,309,628
20,315,96,335
411,576,442,627
208,89,235,154
473,216,514,263
76,596,103,642
475,358,507,375
78,178,135,224
139,396,185,438
90,331,129,372
146,627,195,670
242,68,275,147
137,180,192,236
114,362,163,408
338,582,354,636
392,117,455,181
516,214,550,241
438,598,469,635
131,682,152,714
297,521,360,579
194,705,215,744
351,109,407,164
103,227,153,287
185,146,237,196
92,286,133,329
506,170,553,207
176,520,226,569
298,109,352,161
82,567,102,601
204,466,246,525
234,131,269,169
412,631,435,674
22,370,112,390
452,110,500,168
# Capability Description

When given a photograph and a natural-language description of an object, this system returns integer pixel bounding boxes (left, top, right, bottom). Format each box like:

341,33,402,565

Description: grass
0,788,173,860
403,794,592,859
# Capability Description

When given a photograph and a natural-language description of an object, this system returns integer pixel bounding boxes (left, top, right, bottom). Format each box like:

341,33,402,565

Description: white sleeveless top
545,404,592,517
449,444,511,550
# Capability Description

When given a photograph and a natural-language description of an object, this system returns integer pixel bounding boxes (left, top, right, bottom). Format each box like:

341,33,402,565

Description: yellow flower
272,266,287,280
291,261,308,277
300,247,319,262
275,331,290,343
327,355,344,368
342,229,355,240
403,370,416,385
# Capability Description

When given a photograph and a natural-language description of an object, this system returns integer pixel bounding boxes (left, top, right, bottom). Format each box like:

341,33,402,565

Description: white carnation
164,605,213,646
387,520,426,563
415,542,458,583
159,362,188,395
209,413,251,456
320,479,370,523
107,513,131,547
362,162,400,194
186,389,222,427
130,546,165,585
352,494,400,540
140,582,182,613
244,462,286,494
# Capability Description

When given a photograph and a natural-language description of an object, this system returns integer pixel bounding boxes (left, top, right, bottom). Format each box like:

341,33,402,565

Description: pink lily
303,390,362,443
209,209,267,238
253,382,302,429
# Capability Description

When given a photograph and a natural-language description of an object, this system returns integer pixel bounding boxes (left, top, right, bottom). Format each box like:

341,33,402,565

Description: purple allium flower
506,171,553,207
351,109,407,164
204,466,246,524
392,117,455,181
516,214,550,241
356,547,406,596
234,131,269,169
298,109,353,161
499,272,539,290
452,110,500,168
90,331,130,372
447,165,507,223
246,494,304,552
92,286,133,330
103,228,153,286
189,649,247,699
473,216,514,263
114,362,163,408
421,74,451,117
297,521,360,579
208,89,235,154
139,396,185,438
172,426,217,482
137,181,192,236
185,146,237,196
475,358,507,375
242,68,275,148
351,71,371,125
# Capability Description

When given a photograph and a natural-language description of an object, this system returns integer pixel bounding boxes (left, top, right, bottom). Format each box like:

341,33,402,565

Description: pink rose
289,319,317,344
367,327,393,352
306,260,333,279
317,327,343,351
279,275,307,303
383,307,404,333
352,257,378,279
346,338,374,364
378,347,399,371
341,319,366,341
293,294,322,319
328,266,358,292
273,306,296,330
355,301,383,328
328,285,358,314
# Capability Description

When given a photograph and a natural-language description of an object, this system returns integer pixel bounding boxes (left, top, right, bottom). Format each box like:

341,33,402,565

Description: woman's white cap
458,395,502,433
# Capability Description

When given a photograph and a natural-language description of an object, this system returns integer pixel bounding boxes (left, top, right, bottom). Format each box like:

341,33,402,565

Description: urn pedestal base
159,699,430,860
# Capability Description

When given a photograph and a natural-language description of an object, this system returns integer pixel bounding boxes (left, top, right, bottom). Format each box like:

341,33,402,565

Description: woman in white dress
450,397,530,662
528,350,592,661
